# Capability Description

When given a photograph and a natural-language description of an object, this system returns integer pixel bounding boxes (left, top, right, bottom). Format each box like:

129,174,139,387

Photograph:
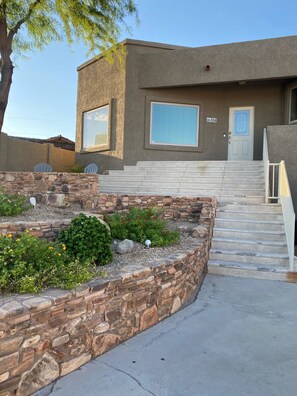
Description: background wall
0,133,74,172
267,125,297,210
75,54,126,172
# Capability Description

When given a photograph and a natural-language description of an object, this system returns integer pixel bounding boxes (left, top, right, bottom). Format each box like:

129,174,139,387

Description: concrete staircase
100,161,265,202
100,160,292,279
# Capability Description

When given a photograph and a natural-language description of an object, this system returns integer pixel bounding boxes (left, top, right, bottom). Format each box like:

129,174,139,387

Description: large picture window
150,102,199,147
82,105,110,150
289,86,297,123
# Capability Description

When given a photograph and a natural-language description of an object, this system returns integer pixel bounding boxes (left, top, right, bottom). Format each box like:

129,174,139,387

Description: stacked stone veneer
0,195,216,395
0,220,72,241
0,172,98,207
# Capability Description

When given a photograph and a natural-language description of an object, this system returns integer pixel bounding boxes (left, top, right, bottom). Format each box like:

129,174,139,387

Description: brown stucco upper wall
139,36,297,88
123,66,284,164
75,55,126,171
266,125,297,210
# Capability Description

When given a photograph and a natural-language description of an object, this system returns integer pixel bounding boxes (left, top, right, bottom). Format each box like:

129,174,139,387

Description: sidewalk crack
101,362,157,396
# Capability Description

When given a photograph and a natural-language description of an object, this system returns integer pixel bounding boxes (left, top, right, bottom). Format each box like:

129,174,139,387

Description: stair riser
217,204,282,213
209,252,289,266
211,240,288,254
213,229,286,242
216,212,284,221
207,265,289,281
219,197,265,204
215,220,284,231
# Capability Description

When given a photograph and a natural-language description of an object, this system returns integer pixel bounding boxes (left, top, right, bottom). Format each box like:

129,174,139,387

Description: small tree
0,0,137,134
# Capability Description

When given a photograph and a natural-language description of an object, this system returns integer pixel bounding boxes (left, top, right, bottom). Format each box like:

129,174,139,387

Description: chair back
84,163,98,174
33,163,53,172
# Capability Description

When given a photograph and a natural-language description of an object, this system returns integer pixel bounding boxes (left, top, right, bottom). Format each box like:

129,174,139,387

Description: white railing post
279,161,295,271
263,128,270,203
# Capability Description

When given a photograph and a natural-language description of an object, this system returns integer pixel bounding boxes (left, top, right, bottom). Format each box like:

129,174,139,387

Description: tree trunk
0,57,13,134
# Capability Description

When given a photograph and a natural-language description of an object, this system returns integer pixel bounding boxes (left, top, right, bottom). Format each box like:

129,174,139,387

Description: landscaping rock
17,353,59,396
192,225,209,238
115,239,135,254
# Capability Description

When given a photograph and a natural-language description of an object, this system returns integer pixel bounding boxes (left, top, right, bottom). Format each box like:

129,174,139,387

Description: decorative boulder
192,225,209,238
114,239,135,254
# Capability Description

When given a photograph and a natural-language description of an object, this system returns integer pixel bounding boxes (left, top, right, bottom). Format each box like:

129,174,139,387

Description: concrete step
216,210,284,221
214,218,284,232
211,237,288,254
209,249,289,266
219,196,265,204
213,227,286,242
208,260,290,281
217,203,282,213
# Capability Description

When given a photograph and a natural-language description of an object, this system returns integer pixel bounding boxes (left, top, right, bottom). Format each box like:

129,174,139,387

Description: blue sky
3,0,297,141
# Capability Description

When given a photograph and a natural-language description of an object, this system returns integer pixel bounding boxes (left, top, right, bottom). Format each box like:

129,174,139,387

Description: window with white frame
150,102,199,147
289,86,297,123
82,105,110,150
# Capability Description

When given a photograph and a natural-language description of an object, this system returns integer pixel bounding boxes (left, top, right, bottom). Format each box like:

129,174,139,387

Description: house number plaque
206,117,217,123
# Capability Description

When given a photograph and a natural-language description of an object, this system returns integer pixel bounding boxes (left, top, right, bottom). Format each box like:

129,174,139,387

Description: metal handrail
263,128,295,271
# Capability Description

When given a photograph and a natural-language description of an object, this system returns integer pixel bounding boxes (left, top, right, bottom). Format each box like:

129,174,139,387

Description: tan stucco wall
267,125,297,210
139,36,297,88
75,54,127,171
123,43,285,163
75,39,292,170
0,133,74,172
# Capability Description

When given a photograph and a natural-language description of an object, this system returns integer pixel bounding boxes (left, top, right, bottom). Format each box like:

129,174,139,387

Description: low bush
0,188,30,216
70,163,85,173
58,213,112,265
107,207,180,247
0,232,95,293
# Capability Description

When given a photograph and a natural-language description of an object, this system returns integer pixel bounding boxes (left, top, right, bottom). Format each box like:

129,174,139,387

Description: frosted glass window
150,102,199,146
82,105,109,150
290,87,297,123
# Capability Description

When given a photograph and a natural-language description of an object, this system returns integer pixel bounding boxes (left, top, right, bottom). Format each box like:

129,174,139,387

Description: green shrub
107,207,180,247
0,188,30,216
0,232,95,293
70,163,85,173
58,213,112,265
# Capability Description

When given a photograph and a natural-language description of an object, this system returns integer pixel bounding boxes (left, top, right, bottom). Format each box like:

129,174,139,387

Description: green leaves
0,188,30,216
2,0,138,57
58,213,113,265
0,231,95,293
107,207,180,247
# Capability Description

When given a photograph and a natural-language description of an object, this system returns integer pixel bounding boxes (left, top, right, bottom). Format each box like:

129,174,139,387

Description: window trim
149,101,200,148
289,84,297,124
81,103,111,153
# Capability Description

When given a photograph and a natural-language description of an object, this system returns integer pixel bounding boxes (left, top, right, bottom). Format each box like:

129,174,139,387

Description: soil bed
0,205,76,223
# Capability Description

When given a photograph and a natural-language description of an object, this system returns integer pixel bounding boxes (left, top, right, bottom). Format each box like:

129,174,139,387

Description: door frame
228,106,255,161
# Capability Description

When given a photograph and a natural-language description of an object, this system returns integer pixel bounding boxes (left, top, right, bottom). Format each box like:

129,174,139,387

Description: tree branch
8,0,43,39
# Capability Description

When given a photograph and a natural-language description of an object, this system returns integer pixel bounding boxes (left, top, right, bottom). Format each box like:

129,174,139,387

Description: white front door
228,107,254,161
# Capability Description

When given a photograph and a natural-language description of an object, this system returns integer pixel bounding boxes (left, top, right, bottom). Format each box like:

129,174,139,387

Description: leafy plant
0,188,30,216
0,232,95,293
58,214,112,265
107,207,180,247
70,163,85,173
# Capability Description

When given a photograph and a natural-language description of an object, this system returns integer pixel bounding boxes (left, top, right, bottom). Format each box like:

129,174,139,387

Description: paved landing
35,275,297,396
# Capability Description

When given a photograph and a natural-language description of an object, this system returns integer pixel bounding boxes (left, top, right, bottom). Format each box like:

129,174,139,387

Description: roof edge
77,38,188,71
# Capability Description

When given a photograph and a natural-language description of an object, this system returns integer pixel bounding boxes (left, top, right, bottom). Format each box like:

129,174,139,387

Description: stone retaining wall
0,236,210,396
93,194,216,225
0,219,72,241
0,172,98,207
0,194,216,395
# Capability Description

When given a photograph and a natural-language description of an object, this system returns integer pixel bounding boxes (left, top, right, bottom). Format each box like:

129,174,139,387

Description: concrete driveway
36,275,297,396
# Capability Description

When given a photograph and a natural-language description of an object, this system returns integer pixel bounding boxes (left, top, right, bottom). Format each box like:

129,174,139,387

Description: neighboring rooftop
11,135,75,151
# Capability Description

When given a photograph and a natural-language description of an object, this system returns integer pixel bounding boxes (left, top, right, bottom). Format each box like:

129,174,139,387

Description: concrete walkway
36,275,297,396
